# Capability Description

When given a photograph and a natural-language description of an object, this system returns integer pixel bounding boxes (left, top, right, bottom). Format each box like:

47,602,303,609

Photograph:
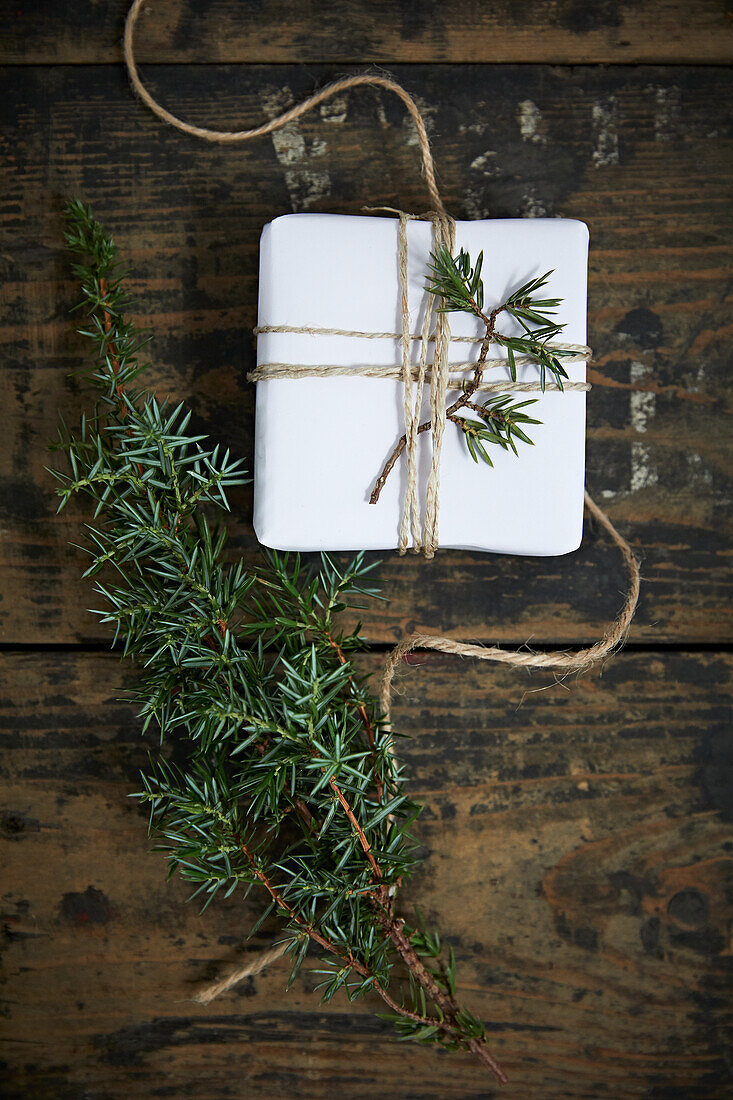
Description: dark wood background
1,2,731,1097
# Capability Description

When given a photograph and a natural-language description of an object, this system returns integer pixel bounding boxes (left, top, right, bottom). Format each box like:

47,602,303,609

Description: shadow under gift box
252,214,589,555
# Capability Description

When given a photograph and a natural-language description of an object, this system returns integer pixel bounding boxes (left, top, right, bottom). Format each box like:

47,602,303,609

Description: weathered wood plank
3,0,733,65
1,64,731,644
1,650,730,1098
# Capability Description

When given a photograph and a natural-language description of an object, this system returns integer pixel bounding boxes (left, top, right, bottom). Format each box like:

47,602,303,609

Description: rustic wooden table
2,2,732,1097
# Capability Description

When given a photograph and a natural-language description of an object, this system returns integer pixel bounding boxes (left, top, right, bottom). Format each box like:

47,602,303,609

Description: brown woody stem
327,776,382,880
369,319,497,505
239,605,506,1077
239,841,448,1030
324,777,507,1083
100,277,129,418
325,631,384,801
242,794,506,1082
374,909,507,1085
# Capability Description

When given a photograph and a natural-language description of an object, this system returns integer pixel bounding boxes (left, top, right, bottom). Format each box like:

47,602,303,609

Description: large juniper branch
52,200,507,1082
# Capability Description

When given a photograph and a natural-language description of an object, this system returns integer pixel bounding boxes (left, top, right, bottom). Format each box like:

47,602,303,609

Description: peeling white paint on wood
629,361,658,492
630,360,656,434
522,186,547,217
592,98,619,167
319,94,348,125
465,150,500,218
648,84,681,142
518,99,547,144
261,86,331,210
686,452,713,490
469,150,500,176
630,442,659,492
402,92,437,147
463,186,491,220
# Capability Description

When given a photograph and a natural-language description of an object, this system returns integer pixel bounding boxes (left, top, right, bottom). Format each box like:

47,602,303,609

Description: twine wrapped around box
249,208,592,557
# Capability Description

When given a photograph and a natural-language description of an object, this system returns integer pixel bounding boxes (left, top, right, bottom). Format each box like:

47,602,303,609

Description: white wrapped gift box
252,213,589,555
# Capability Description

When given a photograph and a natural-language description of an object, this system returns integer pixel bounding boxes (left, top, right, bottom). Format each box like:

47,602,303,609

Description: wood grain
1,650,731,1099
1,64,730,644
3,0,733,65
2,5,730,1097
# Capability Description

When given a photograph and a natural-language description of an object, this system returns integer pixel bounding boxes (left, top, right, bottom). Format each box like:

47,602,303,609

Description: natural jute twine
124,0,640,1003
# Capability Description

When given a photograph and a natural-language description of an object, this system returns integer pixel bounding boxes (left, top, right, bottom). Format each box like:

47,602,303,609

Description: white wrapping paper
253,214,589,555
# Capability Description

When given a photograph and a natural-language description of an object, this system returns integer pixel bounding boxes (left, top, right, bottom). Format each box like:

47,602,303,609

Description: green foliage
426,245,486,313
52,200,503,1076
454,394,541,467
500,271,571,392
426,245,574,392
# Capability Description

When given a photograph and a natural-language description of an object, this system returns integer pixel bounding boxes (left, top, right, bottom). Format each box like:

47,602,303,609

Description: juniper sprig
51,200,507,1084
370,245,576,503
451,393,541,468
425,246,572,391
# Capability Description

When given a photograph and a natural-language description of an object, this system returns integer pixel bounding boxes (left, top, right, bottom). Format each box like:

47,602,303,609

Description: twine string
422,213,456,557
379,490,641,723
248,365,591,388
124,0,639,1004
123,0,446,217
395,211,455,554
193,941,290,1005
252,325,592,349
398,213,422,552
